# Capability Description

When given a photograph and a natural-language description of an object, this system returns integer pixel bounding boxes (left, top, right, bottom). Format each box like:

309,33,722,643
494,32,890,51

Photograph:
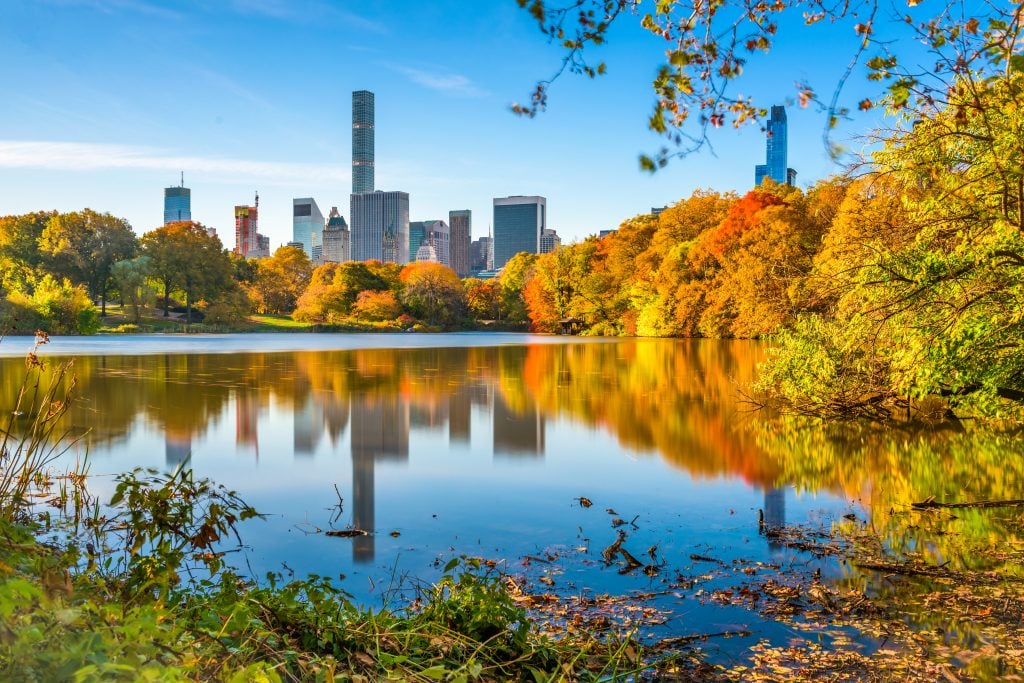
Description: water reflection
8,338,1023,574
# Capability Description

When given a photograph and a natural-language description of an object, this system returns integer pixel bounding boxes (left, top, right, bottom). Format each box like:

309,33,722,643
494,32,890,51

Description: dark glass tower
754,105,796,186
163,185,191,224
352,90,375,194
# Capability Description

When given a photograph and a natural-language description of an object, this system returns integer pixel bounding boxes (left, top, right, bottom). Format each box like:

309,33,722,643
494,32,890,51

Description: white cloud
0,140,349,184
391,66,489,98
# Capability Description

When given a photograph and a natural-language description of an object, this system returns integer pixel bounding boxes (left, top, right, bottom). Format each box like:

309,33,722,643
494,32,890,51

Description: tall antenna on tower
180,171,184,187
255,191,259,209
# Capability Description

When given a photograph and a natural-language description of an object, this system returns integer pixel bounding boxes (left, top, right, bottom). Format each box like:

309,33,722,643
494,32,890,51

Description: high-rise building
539,228,561,254
350,191,409,263
493,196,545,270
470,236,492,273
352,90,375,194
292,198,324,258
234,196,259,258
449,210,471,277
163,175,191,224
754,105,797,187
234,193,269,259
321,207,350,264
409,220,450,267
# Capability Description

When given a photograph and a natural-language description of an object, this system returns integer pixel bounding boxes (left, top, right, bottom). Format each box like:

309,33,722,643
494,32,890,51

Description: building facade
352,90,375,194
409,220,450,267
448,209,471,277
321,206,351,264
493,196,545,270
234,202,259,258
470,236,492,273
754,105,797,186
234,194,269,258
292,197,324,259
163,184,191,224
350,191,409,264
539,228,561,254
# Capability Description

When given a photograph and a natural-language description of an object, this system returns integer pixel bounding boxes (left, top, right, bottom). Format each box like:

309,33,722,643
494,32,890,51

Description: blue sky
0,0,898,247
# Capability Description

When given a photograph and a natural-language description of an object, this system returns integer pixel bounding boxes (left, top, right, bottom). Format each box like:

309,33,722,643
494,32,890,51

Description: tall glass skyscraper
755,105,797,187
292,197,324,258
493,196,545,270
352,90,375,194
163,183,191,224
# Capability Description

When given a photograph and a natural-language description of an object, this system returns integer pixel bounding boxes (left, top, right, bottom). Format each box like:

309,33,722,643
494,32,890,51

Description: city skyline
0,2,886,250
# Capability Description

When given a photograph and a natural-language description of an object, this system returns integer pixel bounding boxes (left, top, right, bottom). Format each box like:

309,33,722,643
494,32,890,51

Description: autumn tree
0,212,52,293
399,262,465,327
463,278,502,321
38,209,138,315
249,246,313,314
351,290,403,322
293,261,398,323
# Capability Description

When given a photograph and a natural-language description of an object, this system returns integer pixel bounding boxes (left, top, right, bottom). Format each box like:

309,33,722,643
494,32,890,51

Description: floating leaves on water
576,496,593,508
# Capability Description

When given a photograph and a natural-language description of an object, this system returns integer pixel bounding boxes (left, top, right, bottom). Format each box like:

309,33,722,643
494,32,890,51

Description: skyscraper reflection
493,392,545,458
763,486,786,552
349,393,410,563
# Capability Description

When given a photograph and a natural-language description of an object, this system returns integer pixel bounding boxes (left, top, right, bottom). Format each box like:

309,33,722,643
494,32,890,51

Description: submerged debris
325,528,368,538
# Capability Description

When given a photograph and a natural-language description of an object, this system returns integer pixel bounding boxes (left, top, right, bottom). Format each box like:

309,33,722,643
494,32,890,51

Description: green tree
498,253,538,325
762,73,1024,419
5,275,99,334
140,222,234,323
517,1,1022,167
110,256,154,324
39,209,138,315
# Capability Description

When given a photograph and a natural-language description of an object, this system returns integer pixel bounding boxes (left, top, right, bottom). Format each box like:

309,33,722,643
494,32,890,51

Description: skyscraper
292,197,324,258
449,210,471,277
493,196,545,270
754,105,797,187
350,191,409,263
470,236,492,273
539,228,561,254
352,90,375,194
409,220,450,267
163,174,191,224
321,207,350,263
234,192,268,258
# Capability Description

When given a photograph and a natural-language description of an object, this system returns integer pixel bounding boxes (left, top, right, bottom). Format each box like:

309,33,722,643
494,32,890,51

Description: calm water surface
6,333,1019,661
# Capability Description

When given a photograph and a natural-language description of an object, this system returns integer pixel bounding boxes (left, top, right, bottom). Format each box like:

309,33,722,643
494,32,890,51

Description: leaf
420,665,448,680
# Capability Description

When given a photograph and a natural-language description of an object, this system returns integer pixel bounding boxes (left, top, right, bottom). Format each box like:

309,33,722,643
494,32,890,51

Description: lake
4,333,1021,663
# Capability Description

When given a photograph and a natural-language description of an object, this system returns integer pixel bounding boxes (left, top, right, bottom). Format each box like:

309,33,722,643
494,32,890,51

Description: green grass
246,314,313,331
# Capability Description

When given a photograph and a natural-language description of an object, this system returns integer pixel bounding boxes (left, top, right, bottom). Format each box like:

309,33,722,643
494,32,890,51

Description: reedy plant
0,331,78,519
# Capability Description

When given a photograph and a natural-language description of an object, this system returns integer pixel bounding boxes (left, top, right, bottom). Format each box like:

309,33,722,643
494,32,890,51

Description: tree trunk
164,278,171,317
185,278,192,329
100,280,107,317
